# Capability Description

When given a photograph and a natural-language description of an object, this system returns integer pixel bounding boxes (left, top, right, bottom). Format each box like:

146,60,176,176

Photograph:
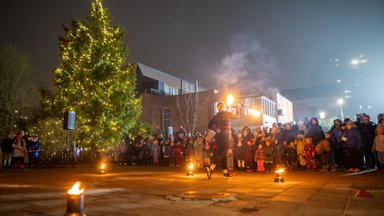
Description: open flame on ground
68,182,84,195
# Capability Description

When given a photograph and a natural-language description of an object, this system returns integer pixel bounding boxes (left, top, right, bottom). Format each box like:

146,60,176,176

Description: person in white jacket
372,127,384,170
12,134,27,169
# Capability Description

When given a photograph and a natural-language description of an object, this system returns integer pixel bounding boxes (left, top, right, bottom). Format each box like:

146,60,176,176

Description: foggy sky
1,0,383,117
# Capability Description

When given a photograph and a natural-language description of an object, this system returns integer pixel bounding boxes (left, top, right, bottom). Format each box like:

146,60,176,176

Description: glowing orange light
100,163,105,170
249,109,261,117
188,163,194,171
68,182,84,195
227,95,235,107
275,168,285,174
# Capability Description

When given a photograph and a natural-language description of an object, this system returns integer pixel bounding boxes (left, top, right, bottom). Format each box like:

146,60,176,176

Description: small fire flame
68,182,84,195
249,109,261,117
275,168,285,174
100,163,105,170
188,163,194,170
227,95,235,107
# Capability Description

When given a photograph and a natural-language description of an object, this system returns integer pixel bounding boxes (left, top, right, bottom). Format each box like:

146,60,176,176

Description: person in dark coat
234,132,245,170
357,115,376,169
342,121,362,172
282,123,298,145
264,138,275,172
207,102,240,178
306,118,325,147
1,133,14,168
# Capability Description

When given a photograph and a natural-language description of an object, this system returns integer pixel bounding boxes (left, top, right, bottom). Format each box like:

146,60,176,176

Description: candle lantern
186,162,194,176
65,182,86,216
99,163,106,174
274,168,285,183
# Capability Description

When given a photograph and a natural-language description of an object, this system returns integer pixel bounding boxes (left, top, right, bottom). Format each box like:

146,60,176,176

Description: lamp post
319,112,326,119
338,99,344,120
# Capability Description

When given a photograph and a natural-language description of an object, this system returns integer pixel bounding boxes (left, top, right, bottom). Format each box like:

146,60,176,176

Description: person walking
207,102,240,179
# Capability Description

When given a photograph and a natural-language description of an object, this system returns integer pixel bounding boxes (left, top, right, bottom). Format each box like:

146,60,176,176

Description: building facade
136,63,293,135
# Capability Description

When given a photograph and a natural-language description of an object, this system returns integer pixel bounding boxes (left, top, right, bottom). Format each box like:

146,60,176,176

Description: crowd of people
1,130,41,169
2,113,384,175
114,113,384,175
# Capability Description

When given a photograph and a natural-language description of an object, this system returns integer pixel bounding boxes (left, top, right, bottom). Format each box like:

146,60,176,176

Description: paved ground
0,165,383,216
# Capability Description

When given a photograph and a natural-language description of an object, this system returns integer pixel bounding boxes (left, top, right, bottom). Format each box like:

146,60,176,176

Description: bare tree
176,91,211,135
0,44,38,137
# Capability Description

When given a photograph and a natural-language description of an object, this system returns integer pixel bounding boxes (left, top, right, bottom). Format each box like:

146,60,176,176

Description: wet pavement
0,165,383,216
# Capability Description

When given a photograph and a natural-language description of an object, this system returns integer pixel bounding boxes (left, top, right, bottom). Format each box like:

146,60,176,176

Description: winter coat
151,144,160,159
358,122,376,148
264,145,274,163
162,144,171,158
282,129,298,144
12,140,27,158
372,135,384,152
244,144,253,163
331,127,343,148
306,125,325,147
295,138,305,155
285,146,298,162
234,138,245,160
255,149,264,161
342,128,362,149
27,141,41,158
1,137,14,153
315,139,331,155
303,143,315,160
274,143,286,163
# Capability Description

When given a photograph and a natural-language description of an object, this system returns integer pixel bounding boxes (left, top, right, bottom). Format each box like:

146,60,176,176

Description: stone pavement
0,165,383,216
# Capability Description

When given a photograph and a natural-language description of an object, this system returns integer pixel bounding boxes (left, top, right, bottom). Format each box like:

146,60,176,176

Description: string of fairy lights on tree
40,0,142,150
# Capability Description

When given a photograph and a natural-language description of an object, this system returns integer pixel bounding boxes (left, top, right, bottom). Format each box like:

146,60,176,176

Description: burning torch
226,94,260,117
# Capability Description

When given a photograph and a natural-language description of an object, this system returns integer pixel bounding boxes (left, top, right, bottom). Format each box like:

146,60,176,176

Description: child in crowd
151,139,160,166
175,140,183,166
295,132,306,169
273,138,286,167
285,141,298,170
202,141,214,179
264,138,275,172
244,139,254,172
169,141,176,166
303,138,316,170
315,132,332,171
255,144,265,172
227,135,235,174
235,132,245,170
162,139,171,166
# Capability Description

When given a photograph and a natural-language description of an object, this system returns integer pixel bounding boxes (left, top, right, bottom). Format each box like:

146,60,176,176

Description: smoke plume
213,35,281,99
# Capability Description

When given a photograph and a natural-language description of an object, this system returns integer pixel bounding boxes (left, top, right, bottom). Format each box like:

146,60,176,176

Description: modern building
136,63,205,96
136,63,293,135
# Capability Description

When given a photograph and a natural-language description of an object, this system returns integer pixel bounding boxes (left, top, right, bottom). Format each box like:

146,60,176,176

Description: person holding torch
207,97,240,179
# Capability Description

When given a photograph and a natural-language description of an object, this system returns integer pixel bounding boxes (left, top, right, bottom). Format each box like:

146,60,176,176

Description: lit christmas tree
41,0,141,149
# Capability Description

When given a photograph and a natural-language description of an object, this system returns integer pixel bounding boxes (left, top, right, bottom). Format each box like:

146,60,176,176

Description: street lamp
338,99,344,120
319,112,326,119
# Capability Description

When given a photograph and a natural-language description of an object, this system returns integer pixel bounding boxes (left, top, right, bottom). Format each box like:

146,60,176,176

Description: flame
68,182,84,195
100,163,106,170
275,168,285,174
188,163,194,170
249,109,261,117
226,95,235,107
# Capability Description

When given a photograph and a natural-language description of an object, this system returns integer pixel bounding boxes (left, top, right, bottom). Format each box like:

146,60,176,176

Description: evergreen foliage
41,0,141,149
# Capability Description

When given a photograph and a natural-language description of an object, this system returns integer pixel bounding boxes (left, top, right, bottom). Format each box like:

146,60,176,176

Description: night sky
1,0,383,117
